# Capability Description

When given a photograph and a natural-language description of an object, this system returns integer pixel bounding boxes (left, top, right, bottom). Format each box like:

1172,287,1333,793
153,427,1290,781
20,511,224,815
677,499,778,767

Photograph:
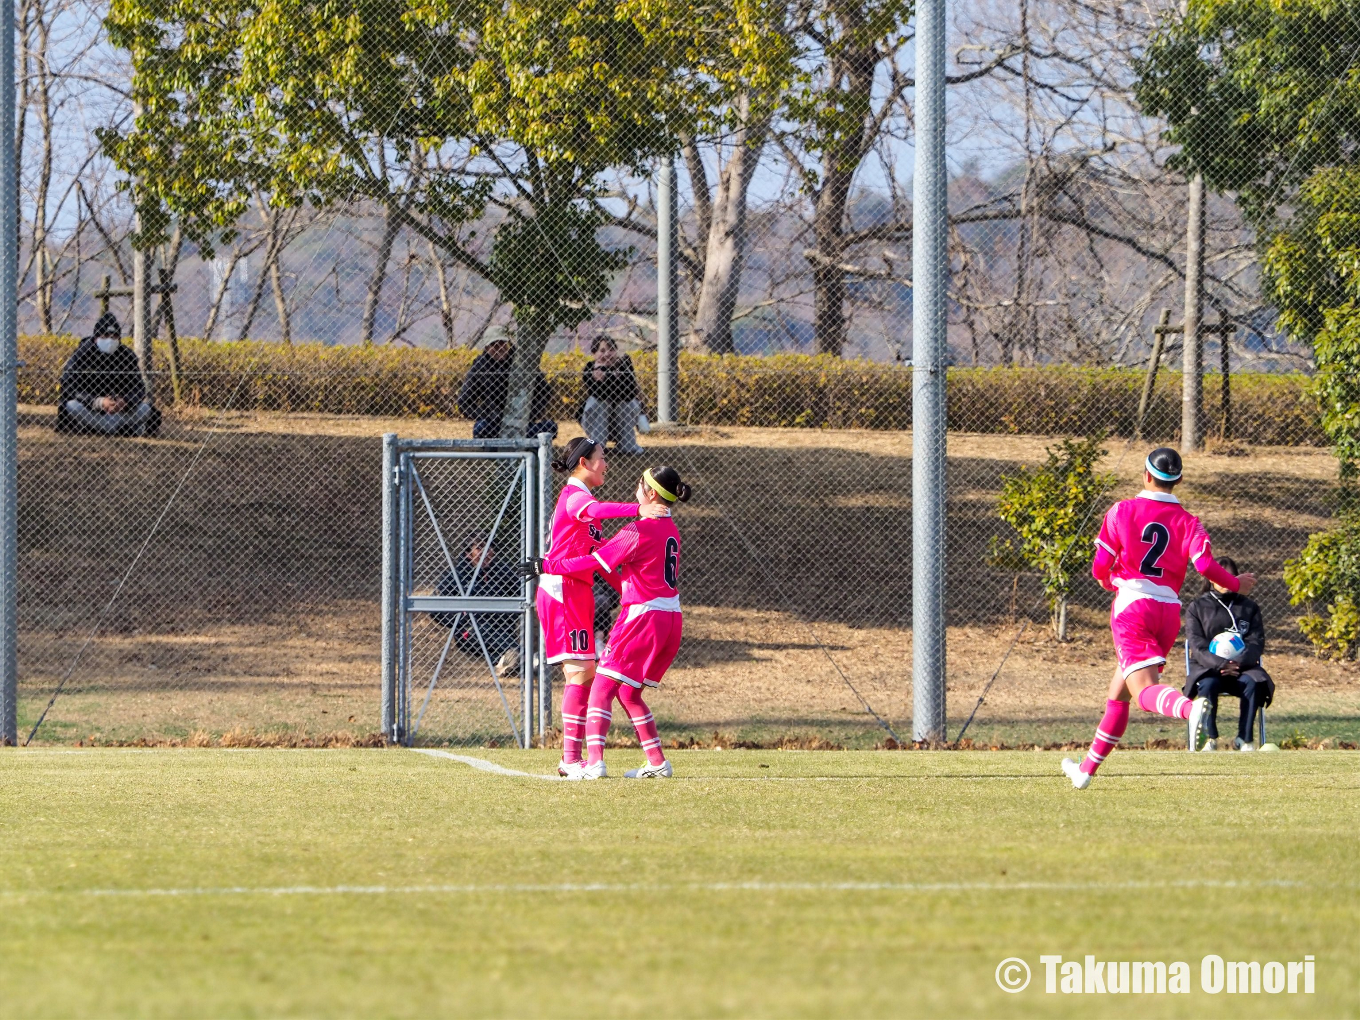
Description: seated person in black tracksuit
456,328,556,439
431,536,522,677
55,313,161,437
1183,556,1274,751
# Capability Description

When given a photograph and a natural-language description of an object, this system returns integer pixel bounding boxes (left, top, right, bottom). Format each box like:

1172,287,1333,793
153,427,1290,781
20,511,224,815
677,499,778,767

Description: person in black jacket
456,328,556,439
55,313,161,437
579,335,645,454
1183,556,1274,751
431,535,522,677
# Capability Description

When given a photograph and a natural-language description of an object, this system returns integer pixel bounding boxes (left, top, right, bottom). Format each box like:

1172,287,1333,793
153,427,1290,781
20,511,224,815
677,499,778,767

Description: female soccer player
539,437,666,778
550,465,690,779
1062,447,1256,789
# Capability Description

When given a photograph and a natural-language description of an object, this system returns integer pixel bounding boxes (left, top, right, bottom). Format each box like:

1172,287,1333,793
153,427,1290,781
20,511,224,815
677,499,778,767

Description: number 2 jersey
1092,490,1238,608
558,512,681,612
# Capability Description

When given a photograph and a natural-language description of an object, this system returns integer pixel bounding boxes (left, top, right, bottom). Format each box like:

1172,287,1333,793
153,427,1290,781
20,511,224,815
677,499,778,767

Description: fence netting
12,0,1359,748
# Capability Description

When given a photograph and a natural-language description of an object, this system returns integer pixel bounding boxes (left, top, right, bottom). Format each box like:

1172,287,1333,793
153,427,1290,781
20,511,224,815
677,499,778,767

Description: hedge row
17,334,1327,445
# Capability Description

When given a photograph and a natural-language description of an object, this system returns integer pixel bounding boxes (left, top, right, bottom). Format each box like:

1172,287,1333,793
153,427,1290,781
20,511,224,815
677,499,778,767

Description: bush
989,435,1117,639
1284,514,1360,659
18,334,1327,444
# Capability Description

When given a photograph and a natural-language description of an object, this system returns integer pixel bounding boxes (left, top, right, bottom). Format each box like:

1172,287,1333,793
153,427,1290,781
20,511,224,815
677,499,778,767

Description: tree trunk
499,311,553,438
1054,595,1068,642
690,100,767,355
812,181,852,355
429,240,456,348
361,207,400,345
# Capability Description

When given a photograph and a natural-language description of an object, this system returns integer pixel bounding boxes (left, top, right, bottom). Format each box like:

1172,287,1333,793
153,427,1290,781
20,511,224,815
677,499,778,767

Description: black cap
1145,446,1183,482
92,313,121,340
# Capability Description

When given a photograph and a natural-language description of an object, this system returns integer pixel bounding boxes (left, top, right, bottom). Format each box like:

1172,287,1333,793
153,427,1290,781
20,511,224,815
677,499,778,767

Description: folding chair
1185,645,1267,749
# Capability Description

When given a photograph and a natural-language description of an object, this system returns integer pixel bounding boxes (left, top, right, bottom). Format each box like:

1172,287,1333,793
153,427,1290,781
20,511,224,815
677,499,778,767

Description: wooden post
98,274,112,317
157,267,182,406
1136,308,1171,441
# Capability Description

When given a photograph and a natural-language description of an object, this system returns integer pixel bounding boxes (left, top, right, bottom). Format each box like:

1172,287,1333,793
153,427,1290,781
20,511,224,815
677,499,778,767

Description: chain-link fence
11,0,1360,748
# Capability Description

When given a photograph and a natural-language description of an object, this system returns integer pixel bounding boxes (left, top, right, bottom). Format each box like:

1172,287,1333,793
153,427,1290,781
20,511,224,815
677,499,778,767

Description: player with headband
540,437,666,779
548,465,690,779
1063,447,1256,789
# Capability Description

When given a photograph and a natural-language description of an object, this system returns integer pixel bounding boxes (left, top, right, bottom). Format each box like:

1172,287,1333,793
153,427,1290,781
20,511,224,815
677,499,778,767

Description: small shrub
990,435,1116,639
1284,513,1360,658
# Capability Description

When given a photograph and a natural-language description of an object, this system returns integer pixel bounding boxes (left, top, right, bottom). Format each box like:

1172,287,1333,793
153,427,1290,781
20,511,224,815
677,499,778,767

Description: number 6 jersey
1092,489,1238,607
573,512,681,612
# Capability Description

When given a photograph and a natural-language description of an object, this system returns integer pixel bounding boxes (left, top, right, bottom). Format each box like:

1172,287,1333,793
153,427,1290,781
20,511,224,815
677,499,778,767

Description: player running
540,437,666,779
1063,447,1256,790
549,465,690,780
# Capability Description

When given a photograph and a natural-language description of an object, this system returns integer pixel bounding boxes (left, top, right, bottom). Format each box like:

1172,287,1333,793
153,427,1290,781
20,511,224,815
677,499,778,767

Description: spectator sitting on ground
579,335,645,454
431,535,522,677
1183,556,1274,751
55,313,161,437
457,326,556,439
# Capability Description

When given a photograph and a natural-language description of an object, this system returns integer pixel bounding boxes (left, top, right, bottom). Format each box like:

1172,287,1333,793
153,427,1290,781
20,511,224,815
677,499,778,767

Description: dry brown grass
15,403,1359,746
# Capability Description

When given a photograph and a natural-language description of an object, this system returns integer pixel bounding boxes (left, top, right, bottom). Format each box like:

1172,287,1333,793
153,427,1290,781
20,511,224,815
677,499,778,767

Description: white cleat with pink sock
580,760,608,780
1061,757,1091,790
625,759,673,779
557,759,585,780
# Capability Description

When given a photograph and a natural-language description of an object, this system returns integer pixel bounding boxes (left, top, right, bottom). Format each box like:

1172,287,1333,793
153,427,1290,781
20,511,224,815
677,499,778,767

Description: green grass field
0,747,1356,1018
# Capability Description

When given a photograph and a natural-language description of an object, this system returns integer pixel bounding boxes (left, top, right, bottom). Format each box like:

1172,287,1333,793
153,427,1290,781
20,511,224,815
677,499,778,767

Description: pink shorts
597,608,683,689
537,575,596,664
1110,596,1182,678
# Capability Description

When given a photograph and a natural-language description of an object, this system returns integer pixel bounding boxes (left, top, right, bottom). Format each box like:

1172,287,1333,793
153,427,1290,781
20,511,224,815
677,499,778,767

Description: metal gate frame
380,433,552,747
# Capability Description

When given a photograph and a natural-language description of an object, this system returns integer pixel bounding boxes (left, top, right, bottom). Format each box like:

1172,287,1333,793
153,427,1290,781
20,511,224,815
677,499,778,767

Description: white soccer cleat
1061,757,1091,790
557,759,585,779
579,760,607,780
1187,696,1211,752
1237,741,1256,753
1203,738,1217,752
625,759,673,779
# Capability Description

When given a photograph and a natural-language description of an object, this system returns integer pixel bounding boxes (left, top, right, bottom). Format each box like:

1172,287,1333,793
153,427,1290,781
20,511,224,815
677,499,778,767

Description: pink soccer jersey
543,477,639,573
1092,491,1237,603
590,514,681,607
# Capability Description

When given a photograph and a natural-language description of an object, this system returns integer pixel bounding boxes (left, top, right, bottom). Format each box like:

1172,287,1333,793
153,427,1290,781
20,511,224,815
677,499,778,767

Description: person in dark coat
56,313,161,436
1183,556,1274,751
457,327,556,439
579,335,645,454
431,535,522,677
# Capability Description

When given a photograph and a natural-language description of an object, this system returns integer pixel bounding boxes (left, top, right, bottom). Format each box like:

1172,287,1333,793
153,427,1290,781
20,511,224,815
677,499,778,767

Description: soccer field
0,748,1355,1018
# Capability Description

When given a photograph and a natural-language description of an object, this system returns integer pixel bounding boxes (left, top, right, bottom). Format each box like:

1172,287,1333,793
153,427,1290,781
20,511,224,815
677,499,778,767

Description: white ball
1209,630,1246,660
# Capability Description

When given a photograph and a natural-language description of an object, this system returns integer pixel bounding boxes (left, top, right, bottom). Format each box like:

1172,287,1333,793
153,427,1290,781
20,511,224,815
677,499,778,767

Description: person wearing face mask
579,335,645,454
55,313,161,437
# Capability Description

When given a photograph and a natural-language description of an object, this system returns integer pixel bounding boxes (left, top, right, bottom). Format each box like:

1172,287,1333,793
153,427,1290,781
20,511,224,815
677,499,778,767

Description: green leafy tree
101,0,788,434
989,435,1115,640
1134,0,1360,227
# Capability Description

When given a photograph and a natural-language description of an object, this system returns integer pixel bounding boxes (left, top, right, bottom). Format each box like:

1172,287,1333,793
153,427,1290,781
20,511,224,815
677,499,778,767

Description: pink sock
1137,683,1193,720
560,681,591,764
585,677,621,765
1081,699,1129,776
618,684,665,766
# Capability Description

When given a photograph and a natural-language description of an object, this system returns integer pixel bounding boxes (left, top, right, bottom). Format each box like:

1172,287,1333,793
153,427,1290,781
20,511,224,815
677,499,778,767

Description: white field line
413,748,568,779
410,750,1299,782
0,879,1321,900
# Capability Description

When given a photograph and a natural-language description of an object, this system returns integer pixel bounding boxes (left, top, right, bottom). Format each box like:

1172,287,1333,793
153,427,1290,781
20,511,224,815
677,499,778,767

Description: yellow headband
643,469,676,502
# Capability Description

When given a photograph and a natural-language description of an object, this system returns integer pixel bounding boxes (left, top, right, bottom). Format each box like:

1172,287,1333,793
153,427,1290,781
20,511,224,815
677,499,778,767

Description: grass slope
0,748,1356,1018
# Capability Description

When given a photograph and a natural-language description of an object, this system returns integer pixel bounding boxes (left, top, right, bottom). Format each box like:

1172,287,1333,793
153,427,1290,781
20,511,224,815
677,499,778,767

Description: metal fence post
536,432,552,742
912,0,948,744
1182,171,1205,454
0,0,17,746
656,157,678,424
380,433,398,743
